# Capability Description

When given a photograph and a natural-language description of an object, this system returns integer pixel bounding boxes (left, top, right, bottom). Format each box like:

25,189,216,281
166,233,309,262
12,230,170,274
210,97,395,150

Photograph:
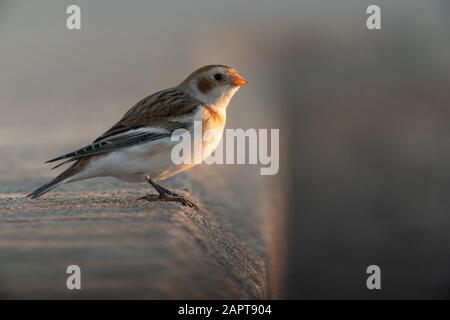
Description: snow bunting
28,65,248,208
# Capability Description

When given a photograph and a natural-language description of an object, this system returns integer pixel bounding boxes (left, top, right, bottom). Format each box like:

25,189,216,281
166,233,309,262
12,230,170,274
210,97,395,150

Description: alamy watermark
171,121,279,176
366,5,381,30
66,265,81,290
366,265,381,290
67,4,382,32
66,5,81,30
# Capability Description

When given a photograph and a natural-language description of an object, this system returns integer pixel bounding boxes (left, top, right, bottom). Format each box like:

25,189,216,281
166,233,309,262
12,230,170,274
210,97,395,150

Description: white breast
69,106,226,184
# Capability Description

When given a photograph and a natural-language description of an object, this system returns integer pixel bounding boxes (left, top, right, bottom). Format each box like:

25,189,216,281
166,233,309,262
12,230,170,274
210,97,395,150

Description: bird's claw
139,193,198,210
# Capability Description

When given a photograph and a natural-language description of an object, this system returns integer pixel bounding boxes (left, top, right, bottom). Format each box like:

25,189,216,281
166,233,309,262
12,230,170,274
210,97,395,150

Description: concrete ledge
0,168,269,299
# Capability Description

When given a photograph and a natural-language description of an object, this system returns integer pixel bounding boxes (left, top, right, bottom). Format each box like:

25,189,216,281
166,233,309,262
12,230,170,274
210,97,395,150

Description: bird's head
181,65,248,109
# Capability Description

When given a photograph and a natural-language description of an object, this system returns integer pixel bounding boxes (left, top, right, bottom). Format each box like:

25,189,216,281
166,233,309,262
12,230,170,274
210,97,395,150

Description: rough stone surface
0,147,269,299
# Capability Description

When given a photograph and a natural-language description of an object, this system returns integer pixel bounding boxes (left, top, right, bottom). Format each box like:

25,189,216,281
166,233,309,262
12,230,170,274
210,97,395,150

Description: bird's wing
46,129,171,164
46,88,202,164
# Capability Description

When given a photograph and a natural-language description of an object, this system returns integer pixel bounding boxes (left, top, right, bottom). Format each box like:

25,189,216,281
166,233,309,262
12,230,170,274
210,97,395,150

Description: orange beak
231,73,248,87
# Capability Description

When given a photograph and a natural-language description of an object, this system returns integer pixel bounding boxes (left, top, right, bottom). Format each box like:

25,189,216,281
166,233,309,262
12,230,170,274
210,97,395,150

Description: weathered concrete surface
0,147,271,299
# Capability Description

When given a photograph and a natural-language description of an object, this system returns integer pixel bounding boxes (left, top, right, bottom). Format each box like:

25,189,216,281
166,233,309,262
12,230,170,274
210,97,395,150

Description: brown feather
197,78,214,94
94,88,201,142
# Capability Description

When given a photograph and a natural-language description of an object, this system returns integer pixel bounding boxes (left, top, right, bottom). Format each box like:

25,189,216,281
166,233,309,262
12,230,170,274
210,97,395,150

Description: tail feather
27,177,68,199
27,160,84,199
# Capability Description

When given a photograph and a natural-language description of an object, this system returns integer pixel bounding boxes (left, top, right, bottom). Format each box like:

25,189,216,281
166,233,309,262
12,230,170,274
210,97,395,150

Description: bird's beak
231,73,248,87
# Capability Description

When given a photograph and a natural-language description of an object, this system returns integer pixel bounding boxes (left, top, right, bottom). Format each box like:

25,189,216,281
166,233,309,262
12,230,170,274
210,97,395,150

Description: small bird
28,65,248,208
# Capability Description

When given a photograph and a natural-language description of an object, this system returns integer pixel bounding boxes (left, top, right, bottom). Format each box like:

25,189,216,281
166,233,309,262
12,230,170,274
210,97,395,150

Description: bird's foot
138,192,198,210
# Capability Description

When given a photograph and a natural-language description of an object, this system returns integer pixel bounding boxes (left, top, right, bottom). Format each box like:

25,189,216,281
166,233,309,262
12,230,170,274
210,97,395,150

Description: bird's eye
213,73,223,81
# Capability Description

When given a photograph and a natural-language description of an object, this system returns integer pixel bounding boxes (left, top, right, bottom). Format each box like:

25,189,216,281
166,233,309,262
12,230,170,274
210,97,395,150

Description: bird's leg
145,176,174,196
139,176,198,209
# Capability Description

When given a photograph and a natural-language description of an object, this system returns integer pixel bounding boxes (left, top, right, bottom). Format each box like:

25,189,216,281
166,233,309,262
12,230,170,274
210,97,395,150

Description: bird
28,65,248,208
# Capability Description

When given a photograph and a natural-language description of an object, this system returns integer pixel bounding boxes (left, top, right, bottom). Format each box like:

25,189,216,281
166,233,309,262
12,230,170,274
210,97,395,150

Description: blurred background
1,0,450,299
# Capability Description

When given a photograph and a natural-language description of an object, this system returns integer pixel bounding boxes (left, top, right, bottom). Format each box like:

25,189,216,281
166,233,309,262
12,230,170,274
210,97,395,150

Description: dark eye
213,73,223,81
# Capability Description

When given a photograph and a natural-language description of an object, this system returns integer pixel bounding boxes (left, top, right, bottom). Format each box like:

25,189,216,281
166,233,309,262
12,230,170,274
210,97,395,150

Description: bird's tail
27,160,82,199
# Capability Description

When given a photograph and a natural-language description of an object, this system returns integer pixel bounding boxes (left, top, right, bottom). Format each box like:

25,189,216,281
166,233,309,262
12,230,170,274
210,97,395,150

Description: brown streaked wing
45,88,202,164
94,87,201,142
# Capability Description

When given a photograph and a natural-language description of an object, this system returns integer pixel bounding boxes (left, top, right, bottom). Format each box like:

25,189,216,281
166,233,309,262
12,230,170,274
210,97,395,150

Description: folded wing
46,87,202,165
46,129,170,163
